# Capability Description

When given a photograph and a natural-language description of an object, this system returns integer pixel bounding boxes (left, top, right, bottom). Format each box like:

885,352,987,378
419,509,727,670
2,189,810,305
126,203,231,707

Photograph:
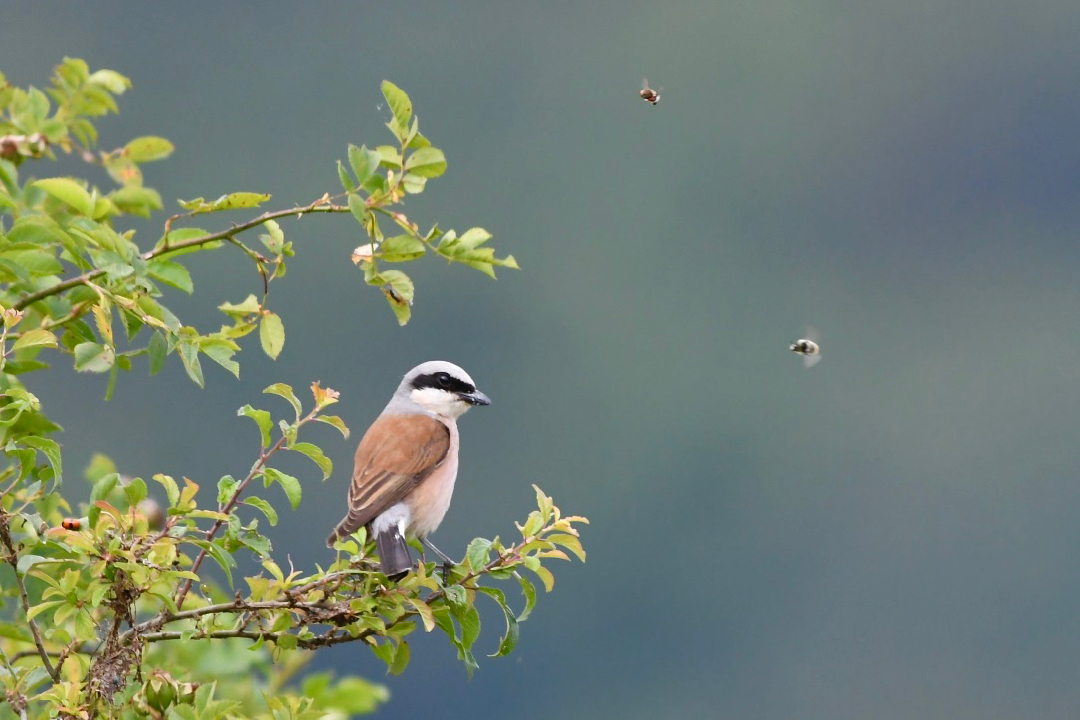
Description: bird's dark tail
376,529,413,579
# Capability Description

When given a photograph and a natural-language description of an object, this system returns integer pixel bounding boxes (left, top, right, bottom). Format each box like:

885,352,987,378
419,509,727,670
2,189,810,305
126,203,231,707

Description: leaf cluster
0,60,580,719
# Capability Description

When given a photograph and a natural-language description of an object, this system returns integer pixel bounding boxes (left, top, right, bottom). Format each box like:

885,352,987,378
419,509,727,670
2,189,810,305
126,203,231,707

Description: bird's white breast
404,419,460,538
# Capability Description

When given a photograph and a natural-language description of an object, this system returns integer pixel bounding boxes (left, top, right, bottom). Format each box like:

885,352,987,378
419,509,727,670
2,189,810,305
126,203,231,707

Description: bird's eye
437,373,451,387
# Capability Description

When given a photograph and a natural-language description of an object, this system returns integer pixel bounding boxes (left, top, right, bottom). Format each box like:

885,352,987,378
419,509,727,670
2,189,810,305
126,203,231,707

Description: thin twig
171,407,319,610
0,517,59,682
14,200,348,311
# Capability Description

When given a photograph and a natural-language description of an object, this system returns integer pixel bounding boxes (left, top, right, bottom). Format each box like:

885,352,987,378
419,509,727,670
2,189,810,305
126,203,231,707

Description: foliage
0,59,582,718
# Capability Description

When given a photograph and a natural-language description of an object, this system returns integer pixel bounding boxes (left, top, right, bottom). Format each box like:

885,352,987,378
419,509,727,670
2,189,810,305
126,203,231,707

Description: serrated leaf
148,331,167,375
125,135,174,162
243,497,278,526
200,338,239,378
33,177,94,215
238,405,273,447
337,159,355,192
12,329,57,352
264,468,301,510
123,476,147,508
389,640,411,675
152,473,180,506
515,573,537,621
177,341,204,387
465,538,492,572
314,415,350,438
476,587,519,656
73,342,114,373
523,556,555,591
381,80,413,132
218,294,262,317
191,540,235,587
347,193,367,225
547,532,586,562
259,312,285,359
404,147,446,179
401,173,427,194
291,442,332,480
264,383,301,418
177,192,271,213
408,598,436,632
378,235,425,262
148,259,193,293
26,599,63,621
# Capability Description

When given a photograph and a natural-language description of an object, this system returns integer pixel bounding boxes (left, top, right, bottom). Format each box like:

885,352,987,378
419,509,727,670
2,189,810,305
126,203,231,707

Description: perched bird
326,361,490,578
790,331,822,368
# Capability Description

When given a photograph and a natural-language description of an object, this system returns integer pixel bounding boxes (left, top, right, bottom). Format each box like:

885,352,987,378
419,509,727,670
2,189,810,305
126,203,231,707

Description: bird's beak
461,390,491,406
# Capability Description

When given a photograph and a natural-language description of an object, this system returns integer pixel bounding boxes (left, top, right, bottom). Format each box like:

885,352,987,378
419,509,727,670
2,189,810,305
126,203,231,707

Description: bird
789,329,822,368
326,361,491,578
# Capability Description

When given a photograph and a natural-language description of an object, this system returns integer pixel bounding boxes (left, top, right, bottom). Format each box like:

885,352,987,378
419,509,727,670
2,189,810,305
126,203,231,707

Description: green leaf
515,573,537,621
238,405,273,448
33,177,94,216
0,244,63,276
381,80,413,132
218,294,261,317
378,235,425,262
200,338,240,378
477,587,519,656
523,556,555,591
465,538,492,571
12,329,58,352
401,173,427,195
314,415,350,438
19,435,62,485
264,468,301,510
148,331,167,375
456,606,480,650
389,640,410,675
348,144,380,186
152,473,180,506
404,147,447,178
191,540,235,587
377,270,414,326
123,476,147,508
217,475,238,505
110,186,163,216
408,598,436,632
73,342,115,373
347,193,367,225
291,442,332,480
243,497,278,526
177,192,271,214
125,135,174,162
263,383,301,418
26,599,64,621
337,159,356,192
177,341,204,387
147,259,193,293
259,311,285,359
547,532,586,562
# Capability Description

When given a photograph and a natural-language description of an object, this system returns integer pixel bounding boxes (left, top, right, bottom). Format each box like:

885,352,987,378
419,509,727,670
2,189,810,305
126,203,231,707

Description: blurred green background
6,1,1080,717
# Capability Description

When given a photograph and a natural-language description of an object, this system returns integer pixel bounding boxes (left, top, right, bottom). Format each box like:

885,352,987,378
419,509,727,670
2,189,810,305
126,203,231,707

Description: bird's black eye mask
411,372,475,396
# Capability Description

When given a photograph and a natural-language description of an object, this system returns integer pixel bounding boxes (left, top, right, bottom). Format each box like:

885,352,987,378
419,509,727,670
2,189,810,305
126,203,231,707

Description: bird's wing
333,414,451,540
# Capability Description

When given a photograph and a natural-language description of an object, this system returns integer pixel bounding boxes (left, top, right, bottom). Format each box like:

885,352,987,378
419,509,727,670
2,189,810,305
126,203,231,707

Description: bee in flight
790,331,822,368
639,78,661,106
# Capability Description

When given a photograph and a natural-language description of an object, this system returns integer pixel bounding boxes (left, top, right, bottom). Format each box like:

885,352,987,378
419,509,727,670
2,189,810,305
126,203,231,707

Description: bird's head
396,360,490,419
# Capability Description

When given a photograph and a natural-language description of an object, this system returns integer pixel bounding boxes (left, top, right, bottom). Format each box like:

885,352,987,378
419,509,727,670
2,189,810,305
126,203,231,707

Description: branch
140,628,366,650
13,199,349,311
0,517,60,682
171,406,320,610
